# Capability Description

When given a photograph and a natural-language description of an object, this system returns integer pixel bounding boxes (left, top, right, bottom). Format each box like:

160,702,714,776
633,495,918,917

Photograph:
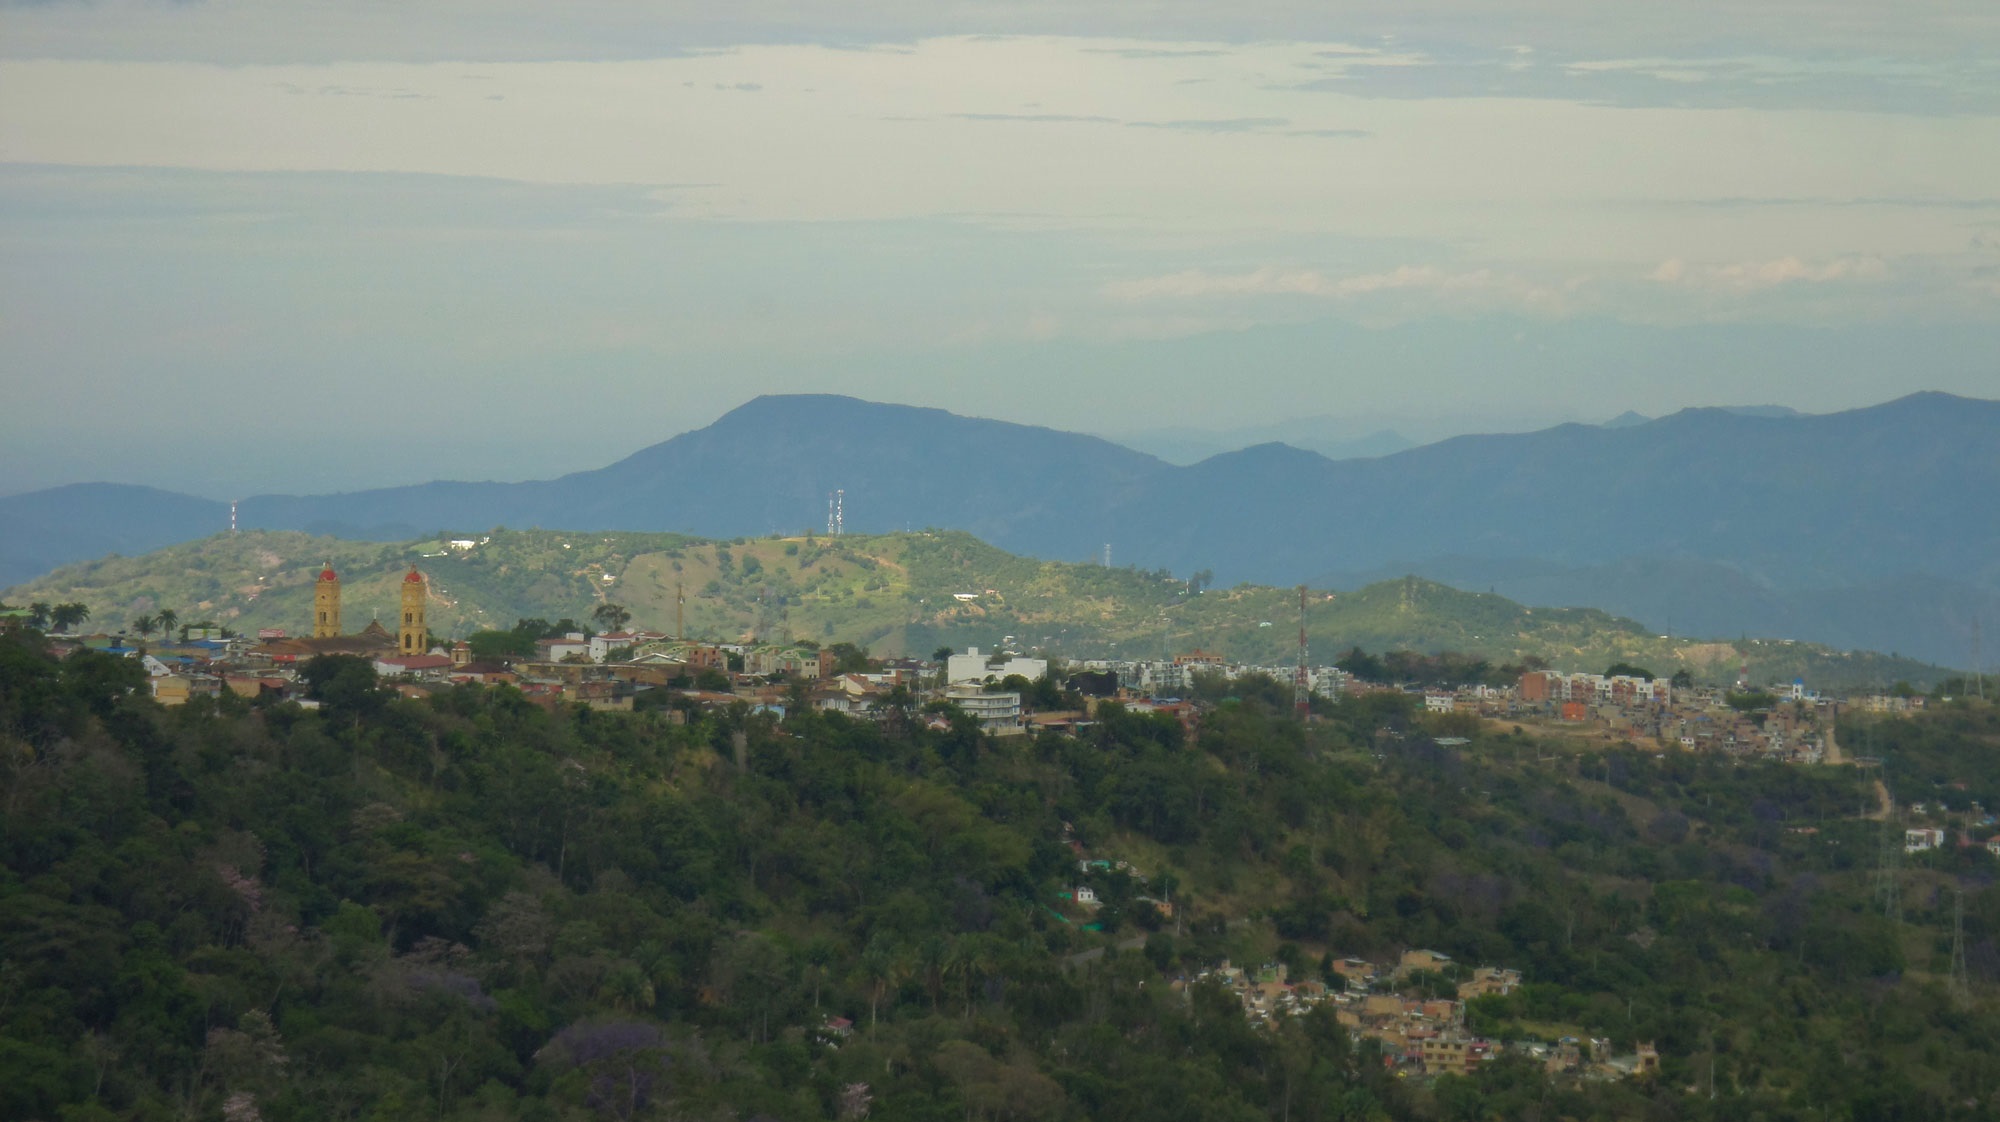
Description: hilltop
3,391,1996,666
6,527,1955,689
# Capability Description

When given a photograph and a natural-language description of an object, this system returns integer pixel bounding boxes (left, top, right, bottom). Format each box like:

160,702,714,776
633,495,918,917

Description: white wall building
947,646,1048,685
943,684,1024,733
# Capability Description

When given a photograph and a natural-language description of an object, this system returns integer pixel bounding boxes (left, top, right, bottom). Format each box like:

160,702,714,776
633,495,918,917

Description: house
1905,827,1945,853
1420,1034,1491,1076
589,629,668,663
535,634,590,662
1073,886,1100,908
150,674,193,706
1424,693,1455,713
1457,967,1521,1000
451,662,518,685
1398,949,1452,976
374,654,455,680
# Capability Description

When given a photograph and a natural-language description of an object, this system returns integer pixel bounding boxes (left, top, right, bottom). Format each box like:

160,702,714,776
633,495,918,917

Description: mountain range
4,391,1996,666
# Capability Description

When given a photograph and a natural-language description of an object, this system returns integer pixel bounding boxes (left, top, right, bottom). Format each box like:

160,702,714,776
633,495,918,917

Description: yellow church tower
399,567,427,655
313,564,341,639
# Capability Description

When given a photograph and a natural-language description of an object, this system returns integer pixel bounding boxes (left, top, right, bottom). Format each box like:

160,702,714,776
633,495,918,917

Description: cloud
1102,265,1574,314
949,112,1121,124
1651,255,1888,290
1126,116,1289,132
1287,127,1372,138
1082,46,1231,58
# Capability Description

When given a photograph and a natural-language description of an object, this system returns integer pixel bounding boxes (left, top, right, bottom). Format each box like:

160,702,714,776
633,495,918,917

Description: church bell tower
313,564,341,639
400,567,427,655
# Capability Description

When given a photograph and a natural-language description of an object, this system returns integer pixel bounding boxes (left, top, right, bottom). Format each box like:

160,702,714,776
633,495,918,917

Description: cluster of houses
1183,950,1659,1082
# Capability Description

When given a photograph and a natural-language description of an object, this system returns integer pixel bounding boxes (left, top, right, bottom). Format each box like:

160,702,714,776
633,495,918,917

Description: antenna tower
835,489,844,537
827,493,835,536
230,500,239,533
1103,543,1111,568
1294,585,1311,721
676,579,685,641
1950,885,1972,1007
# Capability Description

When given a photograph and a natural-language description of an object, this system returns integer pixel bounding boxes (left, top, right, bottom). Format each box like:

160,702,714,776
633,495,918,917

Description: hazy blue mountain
237,394,1158,561
1314,555,2000,669
0,484,228,588
5,391,1996,664
1601,410,1651,428
1113,419,1418,465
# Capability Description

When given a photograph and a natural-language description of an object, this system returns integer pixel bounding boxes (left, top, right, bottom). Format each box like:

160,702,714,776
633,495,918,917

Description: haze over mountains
5,391,1996,666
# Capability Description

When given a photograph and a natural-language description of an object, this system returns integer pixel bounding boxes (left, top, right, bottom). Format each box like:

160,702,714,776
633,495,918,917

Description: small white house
1905,827,1945,853
1074,886,1099,907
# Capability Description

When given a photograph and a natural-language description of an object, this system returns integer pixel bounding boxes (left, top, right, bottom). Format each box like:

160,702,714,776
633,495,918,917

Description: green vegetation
4,629,2000,1120
4,528,1958,689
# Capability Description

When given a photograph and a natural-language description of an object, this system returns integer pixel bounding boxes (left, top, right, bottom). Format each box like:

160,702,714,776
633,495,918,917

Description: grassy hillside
6,528,1954,688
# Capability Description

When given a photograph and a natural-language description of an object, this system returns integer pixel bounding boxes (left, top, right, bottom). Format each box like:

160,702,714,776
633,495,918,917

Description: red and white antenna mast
1294,585,1311,720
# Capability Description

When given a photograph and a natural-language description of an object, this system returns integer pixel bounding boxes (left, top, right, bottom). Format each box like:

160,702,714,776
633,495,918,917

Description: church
257,563,430,662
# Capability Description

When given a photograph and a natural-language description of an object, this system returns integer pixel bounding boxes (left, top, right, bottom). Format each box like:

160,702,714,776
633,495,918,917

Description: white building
946,646,1048,685
589,629,668,663
943,684,1024,733
1905,827,1945,853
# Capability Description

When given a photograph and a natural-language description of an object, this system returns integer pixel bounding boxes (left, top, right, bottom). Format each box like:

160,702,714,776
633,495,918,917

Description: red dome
404,568,424,584
318,564,338,582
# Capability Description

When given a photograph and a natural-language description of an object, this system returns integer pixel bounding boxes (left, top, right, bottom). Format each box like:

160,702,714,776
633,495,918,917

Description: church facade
258,563,429,662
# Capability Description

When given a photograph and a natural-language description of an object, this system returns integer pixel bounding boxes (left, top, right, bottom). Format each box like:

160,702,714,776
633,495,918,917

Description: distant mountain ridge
4,391,1996,665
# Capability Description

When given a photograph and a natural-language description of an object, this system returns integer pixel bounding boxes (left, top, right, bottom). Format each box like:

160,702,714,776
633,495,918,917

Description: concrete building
944,684,1024,733
947,646,1048,685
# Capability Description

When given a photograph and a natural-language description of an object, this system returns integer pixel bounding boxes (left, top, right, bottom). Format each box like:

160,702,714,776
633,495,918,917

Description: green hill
5,528,1954,688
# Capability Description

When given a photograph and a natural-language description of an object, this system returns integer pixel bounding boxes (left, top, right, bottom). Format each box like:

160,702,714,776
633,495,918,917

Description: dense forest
2,631,1997,1121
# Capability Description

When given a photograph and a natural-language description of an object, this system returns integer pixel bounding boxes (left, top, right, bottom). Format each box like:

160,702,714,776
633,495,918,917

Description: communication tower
826,489,844,537
1294,585,1311,721
230,500,239,533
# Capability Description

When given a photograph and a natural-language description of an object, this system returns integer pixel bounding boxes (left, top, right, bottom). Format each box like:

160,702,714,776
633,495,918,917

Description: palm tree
132,615,157,641
28,602,51,630
154,608,179,641
50,602,89,633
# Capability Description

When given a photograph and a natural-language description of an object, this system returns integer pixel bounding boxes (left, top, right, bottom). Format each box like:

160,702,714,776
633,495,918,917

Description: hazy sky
4,1,1999,497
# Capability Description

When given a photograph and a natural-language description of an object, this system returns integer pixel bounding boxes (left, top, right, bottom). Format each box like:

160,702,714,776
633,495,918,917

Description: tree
27,602,51,630
154,608,180,640
827,642,871,675
50,602,89,633
1671,668,1694,690
591,603,632,633
1604,662,1654,680
132,615,158,641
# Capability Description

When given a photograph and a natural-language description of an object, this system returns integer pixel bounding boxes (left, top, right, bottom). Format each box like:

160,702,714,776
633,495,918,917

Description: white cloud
1651,255,1888,290
1103,264,1580,314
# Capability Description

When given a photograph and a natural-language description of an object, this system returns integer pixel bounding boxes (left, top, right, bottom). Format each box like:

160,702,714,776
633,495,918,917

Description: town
8,561,1996,872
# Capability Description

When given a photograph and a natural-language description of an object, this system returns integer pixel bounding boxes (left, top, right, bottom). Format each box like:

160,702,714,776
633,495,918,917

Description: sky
4,1,1999,498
